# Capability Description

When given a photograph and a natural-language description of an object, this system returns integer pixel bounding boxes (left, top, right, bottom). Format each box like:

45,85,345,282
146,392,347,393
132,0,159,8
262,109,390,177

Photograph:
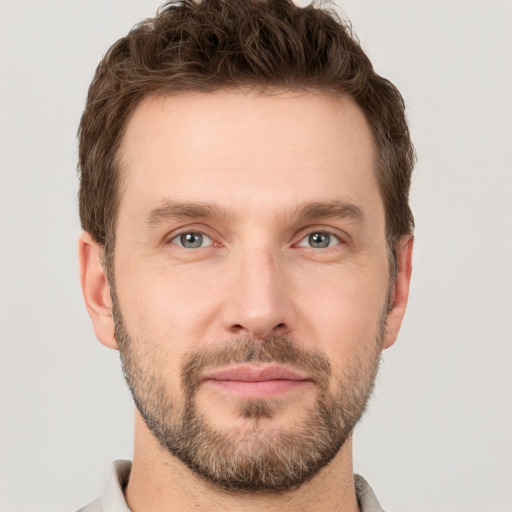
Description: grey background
1,1,511,511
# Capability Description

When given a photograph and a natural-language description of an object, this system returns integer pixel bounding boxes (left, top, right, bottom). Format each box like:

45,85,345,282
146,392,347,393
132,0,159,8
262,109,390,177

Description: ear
78,232,118,350
383,235,413,349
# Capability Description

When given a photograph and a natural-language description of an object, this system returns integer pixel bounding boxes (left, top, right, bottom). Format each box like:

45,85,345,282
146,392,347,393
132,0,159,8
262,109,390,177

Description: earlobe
78,232,118,350
383,235,413,349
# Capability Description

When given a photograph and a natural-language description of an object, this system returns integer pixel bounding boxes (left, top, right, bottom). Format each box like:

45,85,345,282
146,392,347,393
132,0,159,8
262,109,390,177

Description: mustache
181,335,332,394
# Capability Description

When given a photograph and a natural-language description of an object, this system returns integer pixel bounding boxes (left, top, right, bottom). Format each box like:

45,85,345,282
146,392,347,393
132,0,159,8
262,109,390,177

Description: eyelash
295,231,342,249
167,229,344,250
168,231,215,249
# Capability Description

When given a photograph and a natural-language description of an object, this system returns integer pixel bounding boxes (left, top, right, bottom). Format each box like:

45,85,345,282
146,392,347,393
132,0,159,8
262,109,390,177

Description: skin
79,90,413,512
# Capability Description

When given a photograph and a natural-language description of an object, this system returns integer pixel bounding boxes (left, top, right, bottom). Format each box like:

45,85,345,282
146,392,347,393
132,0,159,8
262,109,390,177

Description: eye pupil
180,232,203,248
308,232,330,248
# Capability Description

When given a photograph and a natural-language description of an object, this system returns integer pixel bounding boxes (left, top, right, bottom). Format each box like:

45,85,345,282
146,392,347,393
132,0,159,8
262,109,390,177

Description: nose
221,248,294,339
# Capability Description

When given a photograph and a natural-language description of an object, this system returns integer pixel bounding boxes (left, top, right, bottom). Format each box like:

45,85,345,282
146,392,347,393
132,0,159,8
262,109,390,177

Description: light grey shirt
77,460,385,512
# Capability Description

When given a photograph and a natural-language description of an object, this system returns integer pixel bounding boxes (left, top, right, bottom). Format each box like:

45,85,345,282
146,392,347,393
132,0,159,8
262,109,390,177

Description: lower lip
204,379,310,399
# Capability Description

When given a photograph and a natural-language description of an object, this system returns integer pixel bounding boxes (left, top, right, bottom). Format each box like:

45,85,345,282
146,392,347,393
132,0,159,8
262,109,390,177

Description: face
81,90,411,491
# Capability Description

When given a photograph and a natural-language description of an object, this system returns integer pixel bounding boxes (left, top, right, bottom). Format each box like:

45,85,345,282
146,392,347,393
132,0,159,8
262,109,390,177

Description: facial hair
113,296,385,493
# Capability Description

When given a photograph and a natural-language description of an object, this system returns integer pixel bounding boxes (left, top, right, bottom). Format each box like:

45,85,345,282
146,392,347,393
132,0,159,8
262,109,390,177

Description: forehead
116,90,382,226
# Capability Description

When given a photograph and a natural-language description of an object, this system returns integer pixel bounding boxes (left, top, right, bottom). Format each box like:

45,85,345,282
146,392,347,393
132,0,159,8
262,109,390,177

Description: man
77,0,414,510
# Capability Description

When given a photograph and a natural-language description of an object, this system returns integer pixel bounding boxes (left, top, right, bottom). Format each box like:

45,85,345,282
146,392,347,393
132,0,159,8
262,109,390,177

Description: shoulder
354,474,386,512
75,497,102,512
74,460,132,512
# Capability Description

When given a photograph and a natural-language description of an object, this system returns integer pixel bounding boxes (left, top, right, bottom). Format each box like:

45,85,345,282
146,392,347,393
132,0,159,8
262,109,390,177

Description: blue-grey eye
173,232,212,249
298,232,340,248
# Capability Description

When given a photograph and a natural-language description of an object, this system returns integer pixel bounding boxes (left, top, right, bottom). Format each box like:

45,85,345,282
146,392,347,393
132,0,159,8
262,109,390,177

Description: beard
113,296,385,493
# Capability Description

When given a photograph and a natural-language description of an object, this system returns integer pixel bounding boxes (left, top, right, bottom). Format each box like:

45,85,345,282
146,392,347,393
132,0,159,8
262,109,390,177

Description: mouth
201,365,313,399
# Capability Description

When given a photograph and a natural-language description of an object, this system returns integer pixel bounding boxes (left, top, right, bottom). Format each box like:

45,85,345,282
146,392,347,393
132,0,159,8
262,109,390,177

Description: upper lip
201,365,310,382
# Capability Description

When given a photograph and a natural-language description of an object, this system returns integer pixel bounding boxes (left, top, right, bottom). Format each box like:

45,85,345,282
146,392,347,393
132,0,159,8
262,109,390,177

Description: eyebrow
291,200,364,224
146,201,235,229
145,198,364,229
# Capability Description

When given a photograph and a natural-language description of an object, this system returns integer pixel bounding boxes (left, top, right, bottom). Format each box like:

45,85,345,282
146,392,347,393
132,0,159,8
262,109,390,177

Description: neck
125,411,361,512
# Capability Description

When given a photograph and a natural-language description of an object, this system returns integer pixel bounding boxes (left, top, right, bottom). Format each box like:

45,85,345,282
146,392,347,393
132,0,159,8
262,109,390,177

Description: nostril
273,323,289,334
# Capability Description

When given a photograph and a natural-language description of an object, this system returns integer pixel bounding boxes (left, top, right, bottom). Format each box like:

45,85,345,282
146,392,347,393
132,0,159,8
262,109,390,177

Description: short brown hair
78,0,415,276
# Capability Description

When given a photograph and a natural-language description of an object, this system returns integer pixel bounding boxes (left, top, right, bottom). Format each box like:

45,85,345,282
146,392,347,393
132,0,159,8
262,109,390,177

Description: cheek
301,274,387,392
114,261,224,349
295,266,389,355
